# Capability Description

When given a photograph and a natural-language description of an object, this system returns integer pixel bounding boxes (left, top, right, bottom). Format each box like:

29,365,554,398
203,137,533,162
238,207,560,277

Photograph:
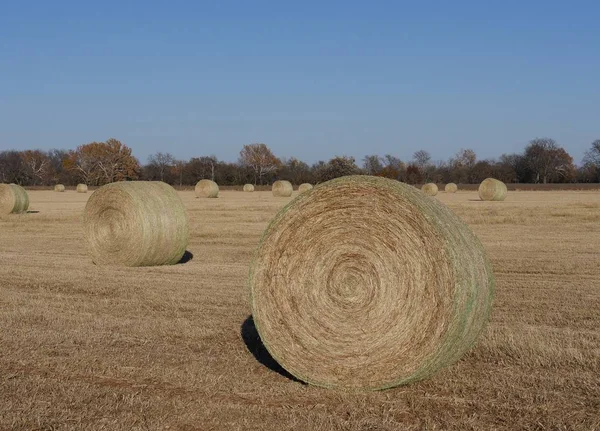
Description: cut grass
0,189,598,430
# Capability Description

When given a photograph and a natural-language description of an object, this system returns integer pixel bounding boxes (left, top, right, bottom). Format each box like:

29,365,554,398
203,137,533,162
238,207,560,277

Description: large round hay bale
54,184,65,192
83,181,189,267
478,178,507,201
421,182,438,196
243,184,255,192
250,175,494,390
77,184,88,193
445,183,458,193
272,180,293,197
195,179,219,198
298,183,314,193
0,184,29,214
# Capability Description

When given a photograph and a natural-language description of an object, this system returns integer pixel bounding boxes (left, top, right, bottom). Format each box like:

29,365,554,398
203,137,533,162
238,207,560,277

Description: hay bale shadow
177,251,194,264
241,315,304,384
26,210,40,213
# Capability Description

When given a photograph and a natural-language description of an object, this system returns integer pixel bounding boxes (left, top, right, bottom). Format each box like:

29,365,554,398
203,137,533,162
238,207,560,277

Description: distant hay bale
243,184,255,192
195,179,219,198
250,175,494,390
0,184,29,215
445,183,458,193
478,178,507,201
421,183,438,196
83,181,189,267
272,180,293,197
298,183,314,193
77,184,88,193
54,184,65,192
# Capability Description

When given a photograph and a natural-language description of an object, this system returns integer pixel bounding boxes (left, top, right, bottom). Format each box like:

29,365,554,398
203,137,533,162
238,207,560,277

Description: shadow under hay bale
177,250,194,264
240,316,303,384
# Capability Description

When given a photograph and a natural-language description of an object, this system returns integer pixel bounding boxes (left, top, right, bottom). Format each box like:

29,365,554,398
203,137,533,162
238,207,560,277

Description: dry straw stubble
0,184,29,214
478,178,507,201
421,182,438,196
298,183,314,193
445,183,458,193
54,184,65,192
83,181,189,267
243,184,255,192
272,180,293,197
195,179,219,198
250,175,494,390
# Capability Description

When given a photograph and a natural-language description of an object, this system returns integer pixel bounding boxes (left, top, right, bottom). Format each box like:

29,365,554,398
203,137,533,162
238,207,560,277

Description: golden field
0,189,599,430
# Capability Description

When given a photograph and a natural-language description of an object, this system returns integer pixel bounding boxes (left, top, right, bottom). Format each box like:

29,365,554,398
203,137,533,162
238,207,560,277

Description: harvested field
0,190,599,430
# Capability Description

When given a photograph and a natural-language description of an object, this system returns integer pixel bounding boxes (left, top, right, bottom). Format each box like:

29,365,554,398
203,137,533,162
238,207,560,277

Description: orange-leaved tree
239,143,280,185
64,138,140,185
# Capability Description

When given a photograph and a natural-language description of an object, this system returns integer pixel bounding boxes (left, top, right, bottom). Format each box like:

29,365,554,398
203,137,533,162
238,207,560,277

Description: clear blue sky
1,1,598,165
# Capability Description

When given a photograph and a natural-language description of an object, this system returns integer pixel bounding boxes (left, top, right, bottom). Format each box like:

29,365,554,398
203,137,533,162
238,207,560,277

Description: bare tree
0,151,26,184
450,148,477,183
413,150,433,181
21,150,50,185
583,140,600,167
524,138,575,183
239,143,280,185
172,160,186,186
412,150,431,170
187,156,218,182
362,155,383,175
147,152,176,182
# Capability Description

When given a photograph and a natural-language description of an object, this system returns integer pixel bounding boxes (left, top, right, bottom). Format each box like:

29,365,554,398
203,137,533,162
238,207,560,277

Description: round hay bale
77,184,88,193
421,182,438,196
83,181,189,267
478,178,507,201
445,183,458,193
54,184,65,192
243,184,255,192
0,184,29,214
250,175,494,390
195,179,219,198
298,183,314,193
272,180,293,197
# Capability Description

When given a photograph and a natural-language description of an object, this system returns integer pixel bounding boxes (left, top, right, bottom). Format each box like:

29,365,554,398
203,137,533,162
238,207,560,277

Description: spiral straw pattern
54,184,65,192
243,184,255,192
298,183,314,193
83,181,189,267
421,183,438,196
195,180,219,198
445,183,458,193
478,178,507,201
77,184,88,193
0,184,29,214
250,176,494,390
272,180,293,197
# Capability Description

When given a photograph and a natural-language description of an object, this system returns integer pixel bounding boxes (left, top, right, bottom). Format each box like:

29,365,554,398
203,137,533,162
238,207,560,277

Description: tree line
1,138,599,187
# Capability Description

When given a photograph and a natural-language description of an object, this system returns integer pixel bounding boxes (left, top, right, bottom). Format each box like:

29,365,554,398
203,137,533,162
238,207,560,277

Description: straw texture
272,180,293,197
445,183,458,193
478,178,507,201
83,181,189,267
195,180,219,198
250,175,494,391
77,184,88,193
298,183,314,193
0,184,29,214
54,184,65,192
243,184,255,192
421,183,438,196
